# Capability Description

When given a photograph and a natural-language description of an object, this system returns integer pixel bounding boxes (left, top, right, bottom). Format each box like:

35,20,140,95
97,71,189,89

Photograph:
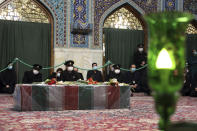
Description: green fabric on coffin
32,85,49,111
119,86,130,109
79,85,93,110
48,85,65,111
93,85,107,109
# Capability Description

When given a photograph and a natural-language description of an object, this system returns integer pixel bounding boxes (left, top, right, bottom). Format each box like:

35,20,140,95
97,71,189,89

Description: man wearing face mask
22,64,42,84
125,64,140,92
48,68,63,81
134,44,147,68
0,62,17,94
108,64,125,83
87,63,103,82
61,60,79,81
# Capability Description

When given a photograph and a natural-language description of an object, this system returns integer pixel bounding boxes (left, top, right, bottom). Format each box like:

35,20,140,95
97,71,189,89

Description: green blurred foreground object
144,11,193,130
167,122,197,131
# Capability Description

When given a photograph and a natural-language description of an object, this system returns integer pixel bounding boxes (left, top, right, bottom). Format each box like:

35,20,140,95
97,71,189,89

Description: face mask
8,66,13,70
67,66,73,71
114,69,120,74
138,48,143,52
93,66,97,70
193,52,197,56
131,68,136,72
33,69,39,75
57,72,61,77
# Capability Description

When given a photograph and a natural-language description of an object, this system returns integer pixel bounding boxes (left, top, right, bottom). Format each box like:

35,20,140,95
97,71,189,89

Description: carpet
0,93,197,131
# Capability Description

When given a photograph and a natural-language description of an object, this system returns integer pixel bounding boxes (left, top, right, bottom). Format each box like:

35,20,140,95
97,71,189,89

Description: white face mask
130,68,136,72
92,66,97,70
114,69,120,74
67,66,73,71
8,66,13,70
138,48,143,52
33,69,39,75
57,72,61,77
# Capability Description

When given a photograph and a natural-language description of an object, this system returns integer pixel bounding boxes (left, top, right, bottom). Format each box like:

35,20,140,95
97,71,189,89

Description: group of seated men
1,44,197,97
4,44,197,97
21,60,150,95
0,43,150,95
0,60,150,95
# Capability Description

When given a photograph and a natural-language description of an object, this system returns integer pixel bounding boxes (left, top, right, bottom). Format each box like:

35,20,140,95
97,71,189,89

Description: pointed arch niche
101,3,147,65
0,0,54,67
97,1,147,47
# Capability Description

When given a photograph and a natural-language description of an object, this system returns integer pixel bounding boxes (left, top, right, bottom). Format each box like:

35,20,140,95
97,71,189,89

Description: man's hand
131,84,137,88
141,61,145,66
6,85,10,88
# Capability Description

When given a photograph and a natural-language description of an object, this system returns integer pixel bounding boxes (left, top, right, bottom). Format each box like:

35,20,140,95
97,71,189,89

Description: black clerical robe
87,70,103,82
108,72,125,83
77,72,84,80
60,70,79,81
22,70,42,84
125,71,140,85
48,72,62,81
134,51,147,67
0,69,16,93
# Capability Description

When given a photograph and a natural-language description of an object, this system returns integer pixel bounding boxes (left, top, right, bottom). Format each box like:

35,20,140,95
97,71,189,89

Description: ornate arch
0,0,55,67
98,0,145,48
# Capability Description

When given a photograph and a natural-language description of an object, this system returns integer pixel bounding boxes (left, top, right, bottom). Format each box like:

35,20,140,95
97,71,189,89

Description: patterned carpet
0,93,197,131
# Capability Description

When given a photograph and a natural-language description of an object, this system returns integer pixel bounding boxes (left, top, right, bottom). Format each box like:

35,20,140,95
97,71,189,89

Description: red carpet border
0,94,197,130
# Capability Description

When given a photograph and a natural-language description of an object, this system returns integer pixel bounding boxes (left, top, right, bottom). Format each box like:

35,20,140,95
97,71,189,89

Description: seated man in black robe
87,63,103,82
48,68,63,81
0,62,17,94
60,60,80,81
125,64,140,92
108,64,125,83
74,67,84,80
22,64,42,84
